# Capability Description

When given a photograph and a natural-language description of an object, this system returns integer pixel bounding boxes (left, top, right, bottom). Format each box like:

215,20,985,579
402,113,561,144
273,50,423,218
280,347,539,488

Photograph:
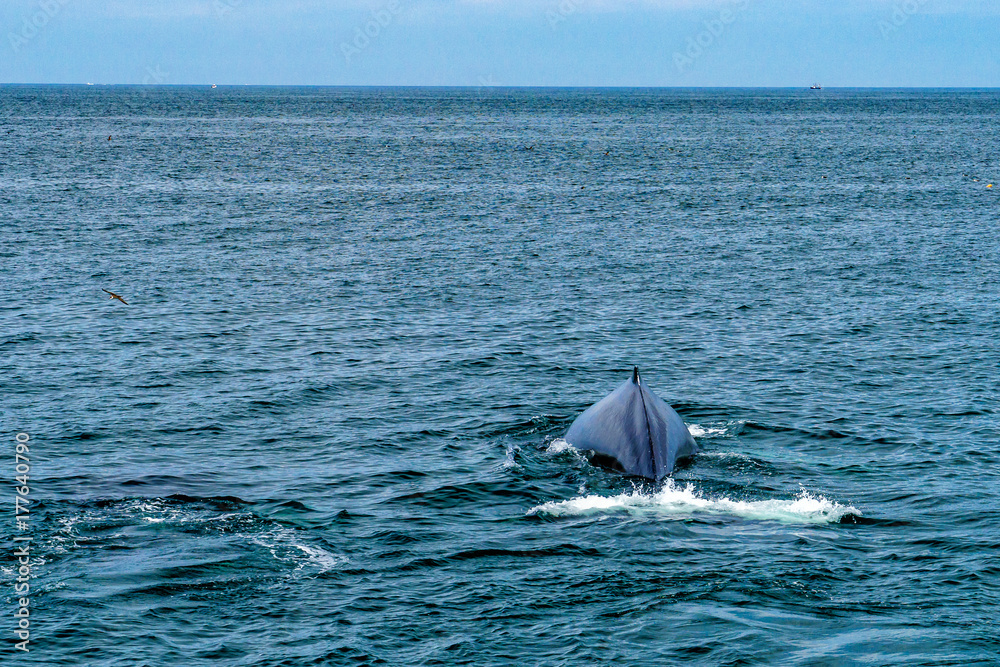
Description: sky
1,0,997,86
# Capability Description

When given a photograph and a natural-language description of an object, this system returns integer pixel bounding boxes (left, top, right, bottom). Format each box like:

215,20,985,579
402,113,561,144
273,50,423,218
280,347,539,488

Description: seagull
102,289,128,305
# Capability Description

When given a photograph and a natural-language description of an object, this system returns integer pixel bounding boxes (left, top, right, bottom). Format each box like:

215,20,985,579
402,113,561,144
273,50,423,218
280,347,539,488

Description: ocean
1,86,999,665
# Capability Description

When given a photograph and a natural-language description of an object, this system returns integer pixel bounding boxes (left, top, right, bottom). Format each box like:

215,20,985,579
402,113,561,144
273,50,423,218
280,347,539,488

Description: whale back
565,367,696,480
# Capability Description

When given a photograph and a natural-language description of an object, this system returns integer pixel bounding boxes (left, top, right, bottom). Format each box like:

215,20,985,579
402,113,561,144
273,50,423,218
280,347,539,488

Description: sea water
1,86,999,665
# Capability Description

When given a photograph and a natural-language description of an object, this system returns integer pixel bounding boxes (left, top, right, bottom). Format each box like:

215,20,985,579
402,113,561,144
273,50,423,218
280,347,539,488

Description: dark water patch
257,498,314,513
482,413,573,440
66,430,103,441
0,331,40,346
399,544,602,572
739,419,925,455
165,493,250,507
385,480,546,509
837,515,912,527
152,423,227,435
109,472,225,491
365,529,426,546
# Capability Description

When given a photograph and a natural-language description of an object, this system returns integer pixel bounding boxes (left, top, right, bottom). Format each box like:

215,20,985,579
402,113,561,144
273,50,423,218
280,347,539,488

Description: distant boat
810,84,822,90
211,83,217,89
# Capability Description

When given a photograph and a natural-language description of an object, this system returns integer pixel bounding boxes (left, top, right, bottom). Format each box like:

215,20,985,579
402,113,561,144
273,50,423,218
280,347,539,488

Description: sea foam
686,423,731,438
529,480,860,525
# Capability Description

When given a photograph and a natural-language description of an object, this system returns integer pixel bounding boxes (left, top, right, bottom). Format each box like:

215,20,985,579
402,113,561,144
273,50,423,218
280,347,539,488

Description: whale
565,367,697,480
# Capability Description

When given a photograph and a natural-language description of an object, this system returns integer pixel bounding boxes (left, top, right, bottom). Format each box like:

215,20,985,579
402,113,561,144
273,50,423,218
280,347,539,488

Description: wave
249,527,348,574
39,495,348,579
528,480,861,525
546,437,576,454
686,423,735,438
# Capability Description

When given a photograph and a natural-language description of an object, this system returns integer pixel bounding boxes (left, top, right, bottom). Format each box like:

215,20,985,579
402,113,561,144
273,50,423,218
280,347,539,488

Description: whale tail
565,366,697,480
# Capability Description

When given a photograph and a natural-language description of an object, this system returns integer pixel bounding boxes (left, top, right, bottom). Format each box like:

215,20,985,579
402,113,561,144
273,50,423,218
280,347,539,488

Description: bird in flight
102,289,128,305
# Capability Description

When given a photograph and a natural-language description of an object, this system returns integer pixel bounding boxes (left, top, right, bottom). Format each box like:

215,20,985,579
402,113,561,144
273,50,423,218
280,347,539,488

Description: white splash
292,543,349,572
546,438,575,454
698,451,756,463
687,423,730,438
528,480,860,525
501,443,521,470
250,528,348,573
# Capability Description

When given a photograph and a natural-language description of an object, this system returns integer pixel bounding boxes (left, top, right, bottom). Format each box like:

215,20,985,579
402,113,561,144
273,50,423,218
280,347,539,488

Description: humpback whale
565,367,696,480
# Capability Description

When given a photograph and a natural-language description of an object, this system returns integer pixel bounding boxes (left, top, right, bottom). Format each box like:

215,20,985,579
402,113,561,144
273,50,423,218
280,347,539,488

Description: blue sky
1,0,997,86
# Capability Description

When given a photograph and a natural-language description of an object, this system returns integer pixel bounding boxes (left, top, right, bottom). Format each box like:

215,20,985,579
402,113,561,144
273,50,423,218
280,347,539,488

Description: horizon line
3,83,1000,90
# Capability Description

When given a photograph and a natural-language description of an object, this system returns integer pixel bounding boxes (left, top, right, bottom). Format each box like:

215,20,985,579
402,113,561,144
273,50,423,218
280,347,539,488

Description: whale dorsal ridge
564,366,698,480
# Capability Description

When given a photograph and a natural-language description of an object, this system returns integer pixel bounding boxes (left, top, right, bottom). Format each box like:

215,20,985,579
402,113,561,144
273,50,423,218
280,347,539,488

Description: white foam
501,443,521,470
528,480,860,525
546,438,575,454
687,423,733,438
698,451,756,462
250,528,348,574
292,543,349,572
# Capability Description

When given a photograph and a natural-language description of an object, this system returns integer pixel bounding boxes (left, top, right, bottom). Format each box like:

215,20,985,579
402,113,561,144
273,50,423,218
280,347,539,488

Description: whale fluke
565,366,696,480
